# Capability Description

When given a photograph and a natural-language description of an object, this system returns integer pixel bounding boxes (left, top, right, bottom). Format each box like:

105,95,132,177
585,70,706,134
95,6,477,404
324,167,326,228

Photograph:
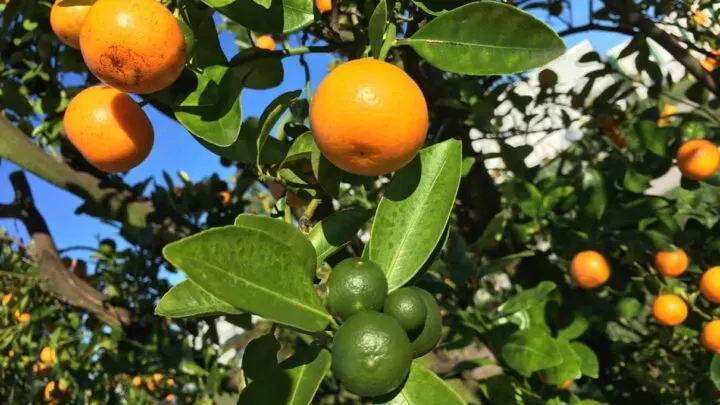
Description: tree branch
557,23,634,37
0,116,196,250
603,0,719,96
1,171,131,328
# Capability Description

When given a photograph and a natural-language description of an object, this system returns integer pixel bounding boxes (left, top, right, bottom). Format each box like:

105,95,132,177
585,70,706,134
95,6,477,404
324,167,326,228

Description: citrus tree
1,0,720,404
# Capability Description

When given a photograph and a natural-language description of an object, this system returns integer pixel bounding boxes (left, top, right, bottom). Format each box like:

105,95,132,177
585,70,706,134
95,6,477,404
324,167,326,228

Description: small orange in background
651,294,688,326
216,191,231,207
40,347,57,364
570,250,611,289
2,292,12,306
152,372,163,382
256,35,276,51
7,350,14,358
50,0,95,49
64,86,154,173
80,0,186,94
45,381,56,401
316,0,332,13
166,378,175,386
146,379,156,391
702,50,720,72
700,266,720,303
131,376,142,387
310,58,428,176
702,320,720,353
658,104,677,127
165,393,176,402
557,380,573,390
692,10,709,26
654,248,689,277
676,139,719,181
15,311,31,322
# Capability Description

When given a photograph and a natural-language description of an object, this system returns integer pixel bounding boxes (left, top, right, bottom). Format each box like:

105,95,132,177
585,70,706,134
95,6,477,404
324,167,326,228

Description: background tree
1,0,719,404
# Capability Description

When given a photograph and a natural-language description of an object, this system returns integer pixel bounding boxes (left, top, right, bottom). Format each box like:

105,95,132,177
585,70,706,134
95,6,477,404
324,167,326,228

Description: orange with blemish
80,0,186,94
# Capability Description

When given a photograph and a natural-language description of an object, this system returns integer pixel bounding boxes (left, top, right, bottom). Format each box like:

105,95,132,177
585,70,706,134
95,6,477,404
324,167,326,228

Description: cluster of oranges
2,292,31,322
51,0,186,172
131,372,176,401
571,249,720,353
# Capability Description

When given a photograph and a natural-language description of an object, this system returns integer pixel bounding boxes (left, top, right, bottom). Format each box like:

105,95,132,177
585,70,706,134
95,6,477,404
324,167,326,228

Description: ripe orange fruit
152,372,163,382
654,248,689,277
131,376,142,387
557,380,573,390
570,250,610,289
2,293,12,306
50,0,95,49
256,35,276,50
702,320,720,353
316,0,332,13
8,350,14,358
702,49,720,72
165,394,176,402
217,191,231,207
146,379,156,391
15,312,31,322
700,266,720,303
693,10,709,25
166,378,175,387
40,347,56,364
64,86,154,172
676,139,720,181
45,381,56,401
310,58,428,176
651,294,688,326
658,104,676,127
80,0,186,94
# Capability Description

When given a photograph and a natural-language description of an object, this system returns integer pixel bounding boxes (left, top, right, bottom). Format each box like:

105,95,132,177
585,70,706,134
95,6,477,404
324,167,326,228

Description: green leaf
542,186,574,212
253,0,272,9
623,166,652,193
243,334,280,382
580,168,607,220
635,119,667,157
308,208,372,262
369,0,388,59
474,210,508,251
616,297,642,319
229,48,285,89
570,342,599,379
200,117,288,165
174,66,242,147
541,339,582,385
203,0,314,34
311,142,343,198
179,358,208,376
281,132,314,167
376,361,465,405
477,251,534,277
179,1,227,67
234,214,317,279
238,346,332,405
501,327,562,376
403,2,565,75
155,280,242,318
483,376,517,405
257,90,303,165
557,313,589,340
496,281,555,317
163,226,331,332
367,139,462,291
711,355,720,390
514,181,543,218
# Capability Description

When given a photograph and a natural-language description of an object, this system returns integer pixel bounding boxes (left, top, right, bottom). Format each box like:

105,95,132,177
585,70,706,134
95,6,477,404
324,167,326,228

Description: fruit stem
284,203,293,225
303,199,321,220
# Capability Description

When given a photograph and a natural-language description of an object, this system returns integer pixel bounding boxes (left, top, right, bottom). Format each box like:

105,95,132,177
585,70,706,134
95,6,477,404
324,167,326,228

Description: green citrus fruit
327,258,388,320
407,287,442,358
383,287,427,334
331,311,412,397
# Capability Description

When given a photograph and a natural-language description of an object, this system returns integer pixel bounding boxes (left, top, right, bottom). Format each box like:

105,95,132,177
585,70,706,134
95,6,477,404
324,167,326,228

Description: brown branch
2,171,131,328
0,116,196,250
604,0,719,96
557,23,634,37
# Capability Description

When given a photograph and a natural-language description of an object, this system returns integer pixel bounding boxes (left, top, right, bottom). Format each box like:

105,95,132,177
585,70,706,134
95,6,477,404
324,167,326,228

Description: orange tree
1,0,720,404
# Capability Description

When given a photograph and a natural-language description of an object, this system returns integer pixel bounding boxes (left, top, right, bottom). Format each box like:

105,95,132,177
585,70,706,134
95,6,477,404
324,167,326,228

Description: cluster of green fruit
327,258,442,398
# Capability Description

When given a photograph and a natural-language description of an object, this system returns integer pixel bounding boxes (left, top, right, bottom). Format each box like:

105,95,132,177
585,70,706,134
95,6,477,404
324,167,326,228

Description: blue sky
0,2,629,284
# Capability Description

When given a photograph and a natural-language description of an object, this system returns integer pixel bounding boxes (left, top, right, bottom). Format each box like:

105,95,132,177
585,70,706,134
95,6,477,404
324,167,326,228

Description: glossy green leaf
179,1,226,67
474,210,508,251
557,313,589,340
229,48,284,90
175,66,242,147
369,0,388,59
501,327,562,376
635,119,667,157
542,185,574,212
477,251,534,277
163,226,331,332
155,280,242,318
367,139,462,291
711,355,720,390
495,281,555,317
311,141,343,198
623,166,651,193
308,208,372,262
616,297,642,319
377,361,465,405
234,214,317,279
570,342,599,378
541,339,581,385
202,0,314,34
179,358,208,376
402,2,565,75
200,117,288,165
580,168,607,220
243,333,280,382
257,90,302,165
238,346,331,405
281,132,314,167
253,0,272,9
